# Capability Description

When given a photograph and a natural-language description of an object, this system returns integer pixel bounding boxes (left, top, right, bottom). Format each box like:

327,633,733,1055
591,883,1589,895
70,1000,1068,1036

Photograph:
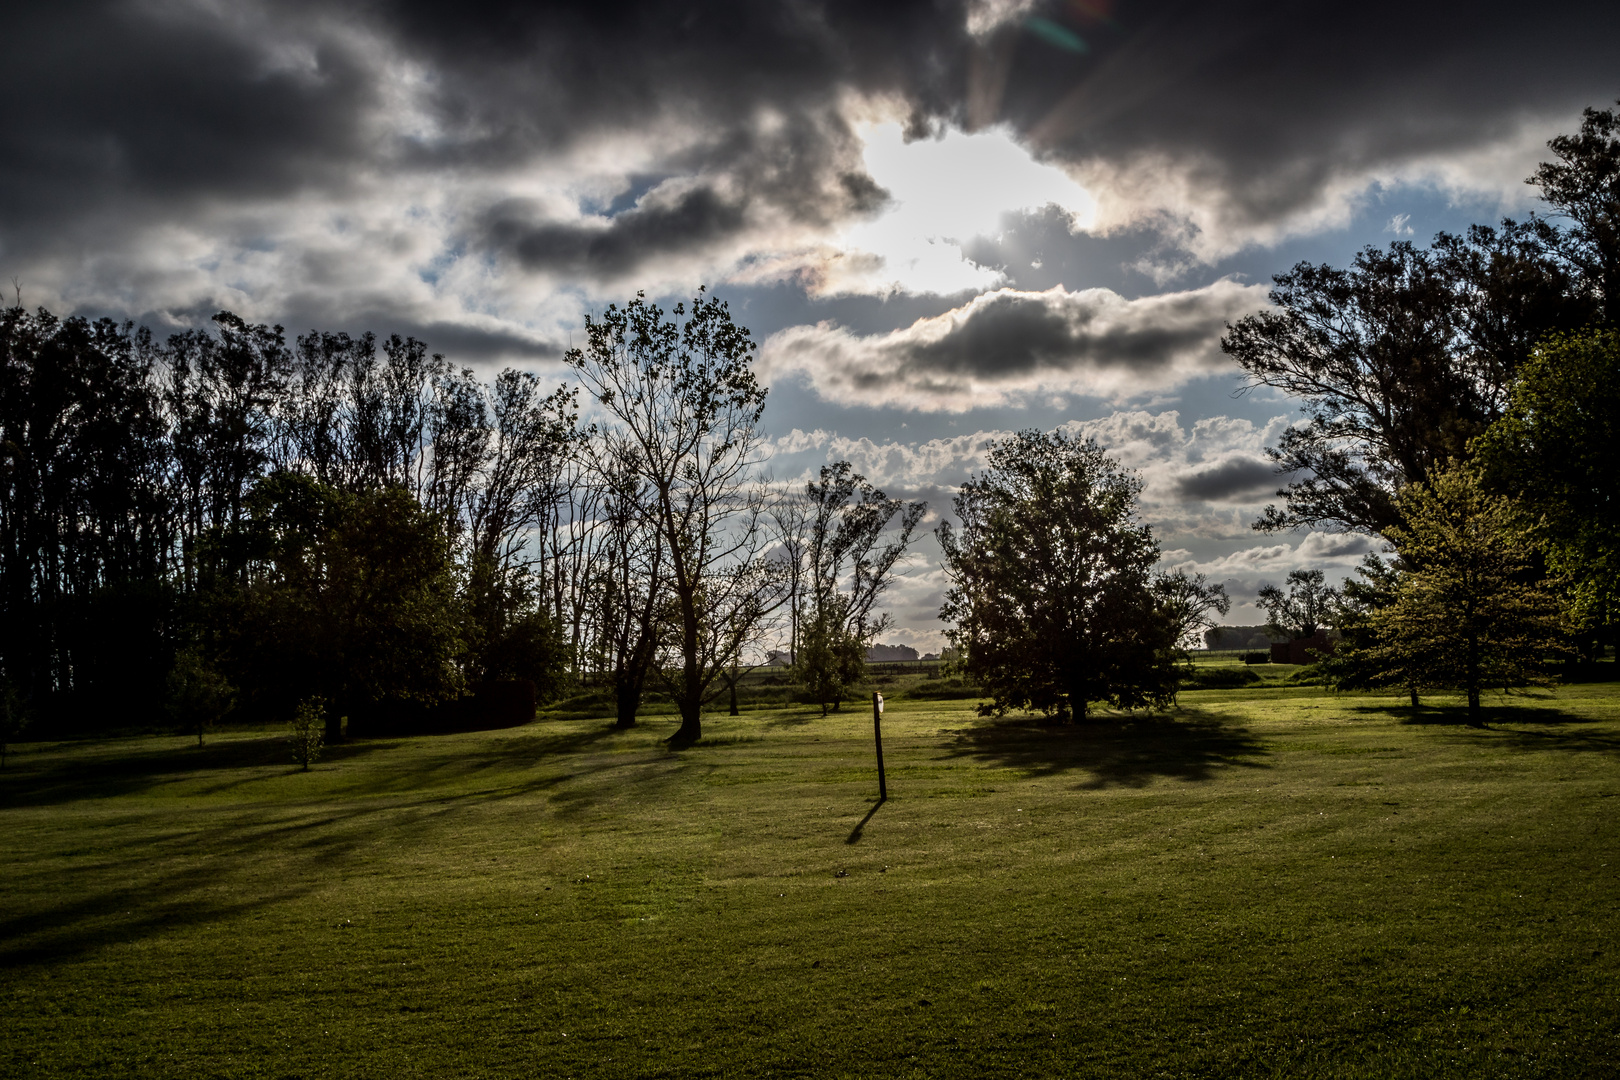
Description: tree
1370,463,1565,725
938,431,1176,722
1222,105,1617,538
1221,243,1479,535
1256,569,1340,641
213,473,465,740
1474,329,1620,645
566,291,781,745
1531,101,1620,327
288,697,325,770
165,645,235,746
0,679,26,768
1,307,175,727
584,457,667,728
1153,569,1230,653
794,462,925,715
1321,553,1424,707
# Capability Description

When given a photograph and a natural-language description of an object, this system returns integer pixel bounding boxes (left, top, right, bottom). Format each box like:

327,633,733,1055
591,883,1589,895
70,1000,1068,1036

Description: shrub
289,698,326,770
1179,667,1262,689
904,677,984,701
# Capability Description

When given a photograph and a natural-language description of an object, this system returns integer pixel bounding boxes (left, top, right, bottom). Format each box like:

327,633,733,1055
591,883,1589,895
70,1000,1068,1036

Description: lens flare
1025,16,1088,53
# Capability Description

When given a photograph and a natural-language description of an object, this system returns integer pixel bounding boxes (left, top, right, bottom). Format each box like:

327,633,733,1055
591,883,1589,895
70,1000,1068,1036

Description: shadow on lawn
0,792,410,970
942,710,1269,789
0,720,652,810
0,734,408,808
1346,700,1620,755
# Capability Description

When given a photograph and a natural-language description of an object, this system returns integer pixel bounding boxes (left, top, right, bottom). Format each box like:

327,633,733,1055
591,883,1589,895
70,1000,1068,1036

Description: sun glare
839,122,1096,295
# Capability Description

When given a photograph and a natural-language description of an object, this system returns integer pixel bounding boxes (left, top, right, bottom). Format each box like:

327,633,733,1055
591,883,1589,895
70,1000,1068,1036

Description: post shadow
846,797,885,844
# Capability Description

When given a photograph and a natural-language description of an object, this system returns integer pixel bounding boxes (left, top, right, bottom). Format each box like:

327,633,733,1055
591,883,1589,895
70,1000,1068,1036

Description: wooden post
872,691,888,801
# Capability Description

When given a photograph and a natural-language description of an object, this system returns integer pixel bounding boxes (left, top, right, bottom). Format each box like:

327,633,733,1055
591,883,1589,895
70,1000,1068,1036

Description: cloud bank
760,280,1269,409
5,0,1617,353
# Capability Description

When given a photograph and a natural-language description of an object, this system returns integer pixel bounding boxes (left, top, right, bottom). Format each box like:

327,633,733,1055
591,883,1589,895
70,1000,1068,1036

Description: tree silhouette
940,431,1175,723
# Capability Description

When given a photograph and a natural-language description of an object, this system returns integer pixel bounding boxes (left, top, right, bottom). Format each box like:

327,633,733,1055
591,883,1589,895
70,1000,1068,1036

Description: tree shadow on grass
0,720,646,809
0,792,411,970
0,734,410,808
1345,700,1620,755
940,709,1270,789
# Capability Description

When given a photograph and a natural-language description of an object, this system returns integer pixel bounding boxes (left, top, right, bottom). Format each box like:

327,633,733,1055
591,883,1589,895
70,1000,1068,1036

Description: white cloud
1067,115,1560,275
760,279,1269,411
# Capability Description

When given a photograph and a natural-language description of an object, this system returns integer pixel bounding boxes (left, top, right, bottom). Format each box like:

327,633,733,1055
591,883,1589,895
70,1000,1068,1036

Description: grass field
3,682,1618,1078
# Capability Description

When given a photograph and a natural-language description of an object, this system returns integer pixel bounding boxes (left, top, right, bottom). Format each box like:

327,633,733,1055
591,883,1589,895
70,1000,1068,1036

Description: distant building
764,650,793,667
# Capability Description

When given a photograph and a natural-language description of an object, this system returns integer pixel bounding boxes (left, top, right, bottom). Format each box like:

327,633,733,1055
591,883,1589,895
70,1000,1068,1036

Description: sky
5,0,1620,651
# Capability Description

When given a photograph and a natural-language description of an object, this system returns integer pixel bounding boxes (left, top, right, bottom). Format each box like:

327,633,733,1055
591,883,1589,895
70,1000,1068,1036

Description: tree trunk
1466,631,1482,726
614,677,639,728
671,702,701,744
1409,686,1420,708
728,673,739,716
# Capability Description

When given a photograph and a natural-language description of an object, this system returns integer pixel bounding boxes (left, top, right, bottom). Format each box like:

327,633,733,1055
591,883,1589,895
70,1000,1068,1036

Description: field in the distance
3,684,1618,1078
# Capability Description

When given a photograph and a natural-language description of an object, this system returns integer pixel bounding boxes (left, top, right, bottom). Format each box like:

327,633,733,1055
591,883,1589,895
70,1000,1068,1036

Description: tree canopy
1364,464,1564,725
1222,103,1619,537
939,430,1176,722
1474,329,1620,638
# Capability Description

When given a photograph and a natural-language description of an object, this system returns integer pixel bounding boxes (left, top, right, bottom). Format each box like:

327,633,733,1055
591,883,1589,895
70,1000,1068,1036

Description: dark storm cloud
1172,456,1280,503
760,280,1268,409
0,2,380,255
987,0,1620,231
6,0,1619,335
475,114,890,281
0,1,966,265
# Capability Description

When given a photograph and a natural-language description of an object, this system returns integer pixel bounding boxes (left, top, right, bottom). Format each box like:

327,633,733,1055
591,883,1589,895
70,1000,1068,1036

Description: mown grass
2,683,1618,1078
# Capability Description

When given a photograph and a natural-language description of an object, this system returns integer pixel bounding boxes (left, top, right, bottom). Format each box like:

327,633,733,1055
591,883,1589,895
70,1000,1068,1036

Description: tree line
4,103,1615,745
1215,103,1620,724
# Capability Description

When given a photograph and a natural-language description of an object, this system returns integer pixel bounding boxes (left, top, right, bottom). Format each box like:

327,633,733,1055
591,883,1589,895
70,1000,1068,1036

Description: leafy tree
1153,569,1230,652
939,431,1176,722
582,458,666,728
0,307,174,726
165,645,235,746
213,473,465,740
1256,569,1339,641
1322,553,1424,706
1222,105,1617,538
288,697,325,770
1222,243,1483,535
1370,463,1565,725
566,291,782,744
794,611,868,716
794,462,924,715
1531,101,1620,326
1474,329,1620,644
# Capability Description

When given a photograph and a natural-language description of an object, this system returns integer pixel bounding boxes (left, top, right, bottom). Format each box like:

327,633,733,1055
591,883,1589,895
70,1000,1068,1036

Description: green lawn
3,685,1618,1078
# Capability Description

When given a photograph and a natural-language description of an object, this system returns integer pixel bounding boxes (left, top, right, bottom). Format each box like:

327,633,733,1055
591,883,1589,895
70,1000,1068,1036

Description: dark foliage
939,430,1177,722
1223,104,1619,536
1,305,577,736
